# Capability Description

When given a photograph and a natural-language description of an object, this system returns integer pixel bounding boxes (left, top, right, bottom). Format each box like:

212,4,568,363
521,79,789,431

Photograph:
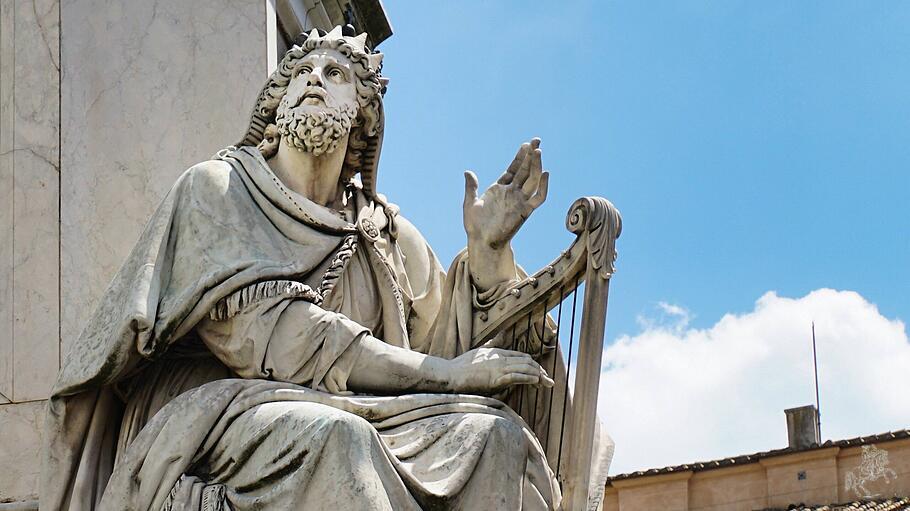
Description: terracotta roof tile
759,497,910,510
607,429,910,483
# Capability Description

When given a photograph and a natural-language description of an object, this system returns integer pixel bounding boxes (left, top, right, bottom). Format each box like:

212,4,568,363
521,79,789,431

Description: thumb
463,170,479,206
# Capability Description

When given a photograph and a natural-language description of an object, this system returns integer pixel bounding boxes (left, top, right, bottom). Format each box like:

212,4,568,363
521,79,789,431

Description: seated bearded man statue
41,26,611,511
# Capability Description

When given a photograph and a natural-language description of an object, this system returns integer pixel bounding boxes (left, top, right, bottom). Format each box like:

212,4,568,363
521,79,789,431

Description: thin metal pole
812,321,821,440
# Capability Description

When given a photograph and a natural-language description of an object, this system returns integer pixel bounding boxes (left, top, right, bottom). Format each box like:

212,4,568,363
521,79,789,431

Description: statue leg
197,401,421,511
378,412,557,511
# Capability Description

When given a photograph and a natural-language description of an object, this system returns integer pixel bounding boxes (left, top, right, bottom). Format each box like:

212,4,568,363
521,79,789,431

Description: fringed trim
159,475,186,511
209,235,359,322
210,280,321,322
201,484,229,511
158,477,229,511
316,234,358,300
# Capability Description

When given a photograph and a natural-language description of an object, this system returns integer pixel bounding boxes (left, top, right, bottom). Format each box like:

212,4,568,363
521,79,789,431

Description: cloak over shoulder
41,147,419,509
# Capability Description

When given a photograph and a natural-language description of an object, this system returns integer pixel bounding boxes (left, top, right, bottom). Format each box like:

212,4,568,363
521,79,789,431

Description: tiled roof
607,429,910,483
760,497,910,510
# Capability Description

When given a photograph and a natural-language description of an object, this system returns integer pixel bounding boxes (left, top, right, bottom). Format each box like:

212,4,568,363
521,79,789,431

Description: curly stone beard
275,100,358,157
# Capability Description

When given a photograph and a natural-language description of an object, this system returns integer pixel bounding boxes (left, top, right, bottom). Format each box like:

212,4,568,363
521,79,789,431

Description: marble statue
40,26,611,510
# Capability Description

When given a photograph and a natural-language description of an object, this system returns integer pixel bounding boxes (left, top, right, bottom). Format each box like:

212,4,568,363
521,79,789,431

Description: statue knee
482,415,527,451
322,409,375,442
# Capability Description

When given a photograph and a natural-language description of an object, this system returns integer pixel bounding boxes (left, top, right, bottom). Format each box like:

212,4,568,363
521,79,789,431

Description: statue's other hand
446,347,554,395
463,138,549,249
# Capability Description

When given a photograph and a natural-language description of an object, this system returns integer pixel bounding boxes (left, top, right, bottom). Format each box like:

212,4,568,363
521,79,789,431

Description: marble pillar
60,0,271,354
0,0,60,500
0,401,45,502
0,0,60,406
1,0,389,502
0,0,297,503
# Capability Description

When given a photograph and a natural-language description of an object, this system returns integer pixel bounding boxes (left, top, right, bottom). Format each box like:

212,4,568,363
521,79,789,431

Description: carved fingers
498,142,532,185
463,170,480,207
451,347,555,394
490,350,555,389
519,139,542,192
462,138,549,253
528,171,549,209
509,138,548,214
512,138,539,187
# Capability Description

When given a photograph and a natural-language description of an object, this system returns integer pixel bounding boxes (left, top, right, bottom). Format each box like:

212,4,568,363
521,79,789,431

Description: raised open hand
463,138,549,250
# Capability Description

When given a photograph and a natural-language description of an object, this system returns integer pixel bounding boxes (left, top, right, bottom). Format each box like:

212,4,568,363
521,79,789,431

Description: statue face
286,48,359,113
275,48,360,156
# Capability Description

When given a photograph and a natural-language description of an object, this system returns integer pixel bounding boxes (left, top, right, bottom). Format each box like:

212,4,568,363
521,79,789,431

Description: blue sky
373,2,910,472
377,1,909,339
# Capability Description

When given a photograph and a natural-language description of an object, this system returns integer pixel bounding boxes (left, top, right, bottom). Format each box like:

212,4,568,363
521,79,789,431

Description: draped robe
40,146,613,511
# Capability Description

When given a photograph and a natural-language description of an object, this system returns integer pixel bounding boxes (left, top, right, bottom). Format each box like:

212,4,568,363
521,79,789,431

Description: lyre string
529,300,548,433
556,276,580,483
510,323,518,411
545,285,565,452
517,312,533,414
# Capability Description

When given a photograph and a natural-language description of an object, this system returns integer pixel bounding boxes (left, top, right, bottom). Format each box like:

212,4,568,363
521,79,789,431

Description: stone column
0,0,61,501
59,0,272,355
0,0,389,502
0,0,281,503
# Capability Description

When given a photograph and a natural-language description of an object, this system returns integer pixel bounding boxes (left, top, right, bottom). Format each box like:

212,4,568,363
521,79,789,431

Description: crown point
327,25,343,39
308,28,320,40
352,33,368,50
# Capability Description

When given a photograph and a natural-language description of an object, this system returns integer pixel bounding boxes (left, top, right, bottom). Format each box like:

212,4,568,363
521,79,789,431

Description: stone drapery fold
40,146,611,510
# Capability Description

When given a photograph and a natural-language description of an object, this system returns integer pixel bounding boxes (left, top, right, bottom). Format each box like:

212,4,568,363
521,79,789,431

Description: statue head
240,25,387,195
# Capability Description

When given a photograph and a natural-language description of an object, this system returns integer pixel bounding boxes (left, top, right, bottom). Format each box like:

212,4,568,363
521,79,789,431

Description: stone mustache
40,25,618,511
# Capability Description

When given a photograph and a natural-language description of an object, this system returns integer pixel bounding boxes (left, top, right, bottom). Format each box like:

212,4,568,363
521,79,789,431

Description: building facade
604,408,910,511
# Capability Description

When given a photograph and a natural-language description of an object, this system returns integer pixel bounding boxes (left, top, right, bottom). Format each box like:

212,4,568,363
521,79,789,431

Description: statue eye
296,66,312,77
329,68,345,80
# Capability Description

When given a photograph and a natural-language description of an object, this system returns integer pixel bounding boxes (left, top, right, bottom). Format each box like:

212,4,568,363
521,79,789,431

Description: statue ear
257,124,281,159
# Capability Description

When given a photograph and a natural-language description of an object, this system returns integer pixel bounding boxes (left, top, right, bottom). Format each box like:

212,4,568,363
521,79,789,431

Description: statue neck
266,133,350,208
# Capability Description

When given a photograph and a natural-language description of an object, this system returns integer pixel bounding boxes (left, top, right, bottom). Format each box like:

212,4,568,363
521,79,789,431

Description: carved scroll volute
562,196,621,510
566,197,623,280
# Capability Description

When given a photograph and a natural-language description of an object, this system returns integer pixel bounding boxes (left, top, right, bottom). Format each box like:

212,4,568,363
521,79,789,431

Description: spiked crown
239,25,387,196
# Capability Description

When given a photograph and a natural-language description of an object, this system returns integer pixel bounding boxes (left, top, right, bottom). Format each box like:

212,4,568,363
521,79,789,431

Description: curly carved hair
253,35,384,182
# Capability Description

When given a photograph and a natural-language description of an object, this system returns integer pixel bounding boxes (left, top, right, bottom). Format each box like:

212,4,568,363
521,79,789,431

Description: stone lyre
470,196,622,511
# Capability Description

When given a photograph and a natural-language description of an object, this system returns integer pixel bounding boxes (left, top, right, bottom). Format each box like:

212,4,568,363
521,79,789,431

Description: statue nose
305,71,324,88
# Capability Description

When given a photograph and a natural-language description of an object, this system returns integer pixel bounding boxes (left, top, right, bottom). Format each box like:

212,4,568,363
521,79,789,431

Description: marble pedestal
1,0,271,502
0,0,390,504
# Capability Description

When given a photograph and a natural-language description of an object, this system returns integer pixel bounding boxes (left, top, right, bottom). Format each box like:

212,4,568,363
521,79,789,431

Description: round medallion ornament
360,218,380,240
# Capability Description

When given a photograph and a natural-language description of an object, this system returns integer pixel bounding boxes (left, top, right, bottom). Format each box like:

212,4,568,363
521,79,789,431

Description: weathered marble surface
60,0,269,354
41,27,619,510
0,401,45,502
1,0,276,503
0,0,13,405
0,0,60,403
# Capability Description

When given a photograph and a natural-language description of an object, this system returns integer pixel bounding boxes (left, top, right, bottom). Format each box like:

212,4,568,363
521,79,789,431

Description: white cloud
656,301,690,321
597,289,910,475
635,301,693,333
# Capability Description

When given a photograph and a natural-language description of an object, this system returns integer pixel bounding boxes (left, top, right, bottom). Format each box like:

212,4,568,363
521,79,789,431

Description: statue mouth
301,95,325,106
302,88,327,103
286,88,328,109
